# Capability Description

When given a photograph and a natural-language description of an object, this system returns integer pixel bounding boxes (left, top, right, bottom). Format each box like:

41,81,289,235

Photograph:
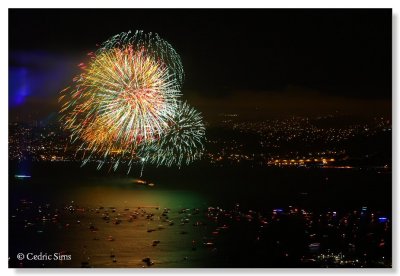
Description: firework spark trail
100,31,185,87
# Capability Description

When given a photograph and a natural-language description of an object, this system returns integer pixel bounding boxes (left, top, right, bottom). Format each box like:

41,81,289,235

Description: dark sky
9,9,392,121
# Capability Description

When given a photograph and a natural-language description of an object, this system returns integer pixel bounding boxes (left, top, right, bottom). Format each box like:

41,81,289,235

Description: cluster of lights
268,158,335,166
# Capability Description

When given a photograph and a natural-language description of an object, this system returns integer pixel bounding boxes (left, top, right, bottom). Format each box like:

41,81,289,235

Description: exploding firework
59,31,184,170
100,31,185,87
139,101,206,168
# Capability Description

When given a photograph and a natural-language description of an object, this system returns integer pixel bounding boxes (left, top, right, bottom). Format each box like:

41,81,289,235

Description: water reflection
10,178,212,268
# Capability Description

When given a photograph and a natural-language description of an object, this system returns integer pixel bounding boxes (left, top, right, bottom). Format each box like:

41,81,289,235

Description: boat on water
133,179,155,187
14,174,31,179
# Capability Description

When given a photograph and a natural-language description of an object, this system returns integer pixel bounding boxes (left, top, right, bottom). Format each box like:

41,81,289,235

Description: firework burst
139,101,206,168
59,31,205,173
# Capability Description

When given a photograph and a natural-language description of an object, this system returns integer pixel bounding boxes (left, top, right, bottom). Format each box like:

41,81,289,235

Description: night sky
9,9,392,122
